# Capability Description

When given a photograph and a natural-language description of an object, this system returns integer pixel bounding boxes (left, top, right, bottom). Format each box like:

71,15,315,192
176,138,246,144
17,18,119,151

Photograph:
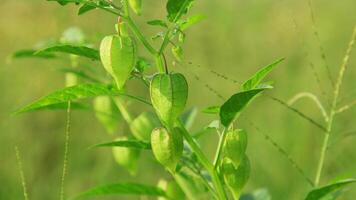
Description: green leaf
91,140,151,149
100,35,137,89
241,58,284,91
72,182,166,199
179,14,205,30
147,20,168,28
202,105,220,114
26,102,89,112
166,0,194,22
12,49,56,59
14,83,150,114
220,88,267,127
36,44,100,60
78,3,96,15
305,179,356,200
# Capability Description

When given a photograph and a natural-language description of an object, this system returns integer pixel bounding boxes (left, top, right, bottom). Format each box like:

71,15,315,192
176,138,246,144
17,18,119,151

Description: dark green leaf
78,3,96,15
12,49,56,59
36,45,100,60
220,88,267,127
14,83,151,114
72,183,166,199
147,20,168,28
166,0,194,22
90,140,151,150
305,179,356,200
241,58,284,91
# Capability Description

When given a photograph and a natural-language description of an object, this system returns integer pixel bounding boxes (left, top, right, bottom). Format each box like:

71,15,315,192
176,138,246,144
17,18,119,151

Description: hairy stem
60,101,72,200
314,25,356,186
15,145,30,200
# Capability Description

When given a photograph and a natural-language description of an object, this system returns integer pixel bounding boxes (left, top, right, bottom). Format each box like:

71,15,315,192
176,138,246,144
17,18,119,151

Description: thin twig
15,145,30,200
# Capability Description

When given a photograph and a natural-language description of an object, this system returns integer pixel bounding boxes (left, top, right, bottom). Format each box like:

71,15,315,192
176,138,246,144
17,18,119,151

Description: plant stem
113,97,133,124
177,121,227,200
314,25,356,186
213,128,227,168
60,101,71,200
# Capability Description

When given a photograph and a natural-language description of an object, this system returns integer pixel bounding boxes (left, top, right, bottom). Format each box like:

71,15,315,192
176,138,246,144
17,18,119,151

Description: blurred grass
1,0,356,199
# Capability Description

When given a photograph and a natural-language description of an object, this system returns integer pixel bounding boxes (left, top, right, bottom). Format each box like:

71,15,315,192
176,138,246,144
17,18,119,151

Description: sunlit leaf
179,14,205,30
241,58,284,91
91,140,151,149
27,102,89,112
166,0,194,22
36,44,100,60
14,83,150,114
220,88,267,127
72,182,166,199
305,179,356,200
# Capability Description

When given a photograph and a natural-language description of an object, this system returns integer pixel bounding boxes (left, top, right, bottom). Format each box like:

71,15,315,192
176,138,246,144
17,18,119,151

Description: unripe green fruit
222,156,250,200
151,127,183,173
112,136,140,175
130,112,161,141
224,129,247,168
100,35,136,89
150,73,188,127
93,96,120,134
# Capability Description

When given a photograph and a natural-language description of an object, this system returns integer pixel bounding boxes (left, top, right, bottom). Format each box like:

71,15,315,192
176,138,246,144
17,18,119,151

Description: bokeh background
1,0,356,199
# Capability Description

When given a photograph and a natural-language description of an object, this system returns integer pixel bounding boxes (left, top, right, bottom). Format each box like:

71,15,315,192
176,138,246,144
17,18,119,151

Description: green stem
213,128,227,168
113,97,133,124
314,25,356,186
177,121,227,200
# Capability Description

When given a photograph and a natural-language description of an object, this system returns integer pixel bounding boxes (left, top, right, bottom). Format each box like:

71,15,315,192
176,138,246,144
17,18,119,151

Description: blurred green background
1,0,356,199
